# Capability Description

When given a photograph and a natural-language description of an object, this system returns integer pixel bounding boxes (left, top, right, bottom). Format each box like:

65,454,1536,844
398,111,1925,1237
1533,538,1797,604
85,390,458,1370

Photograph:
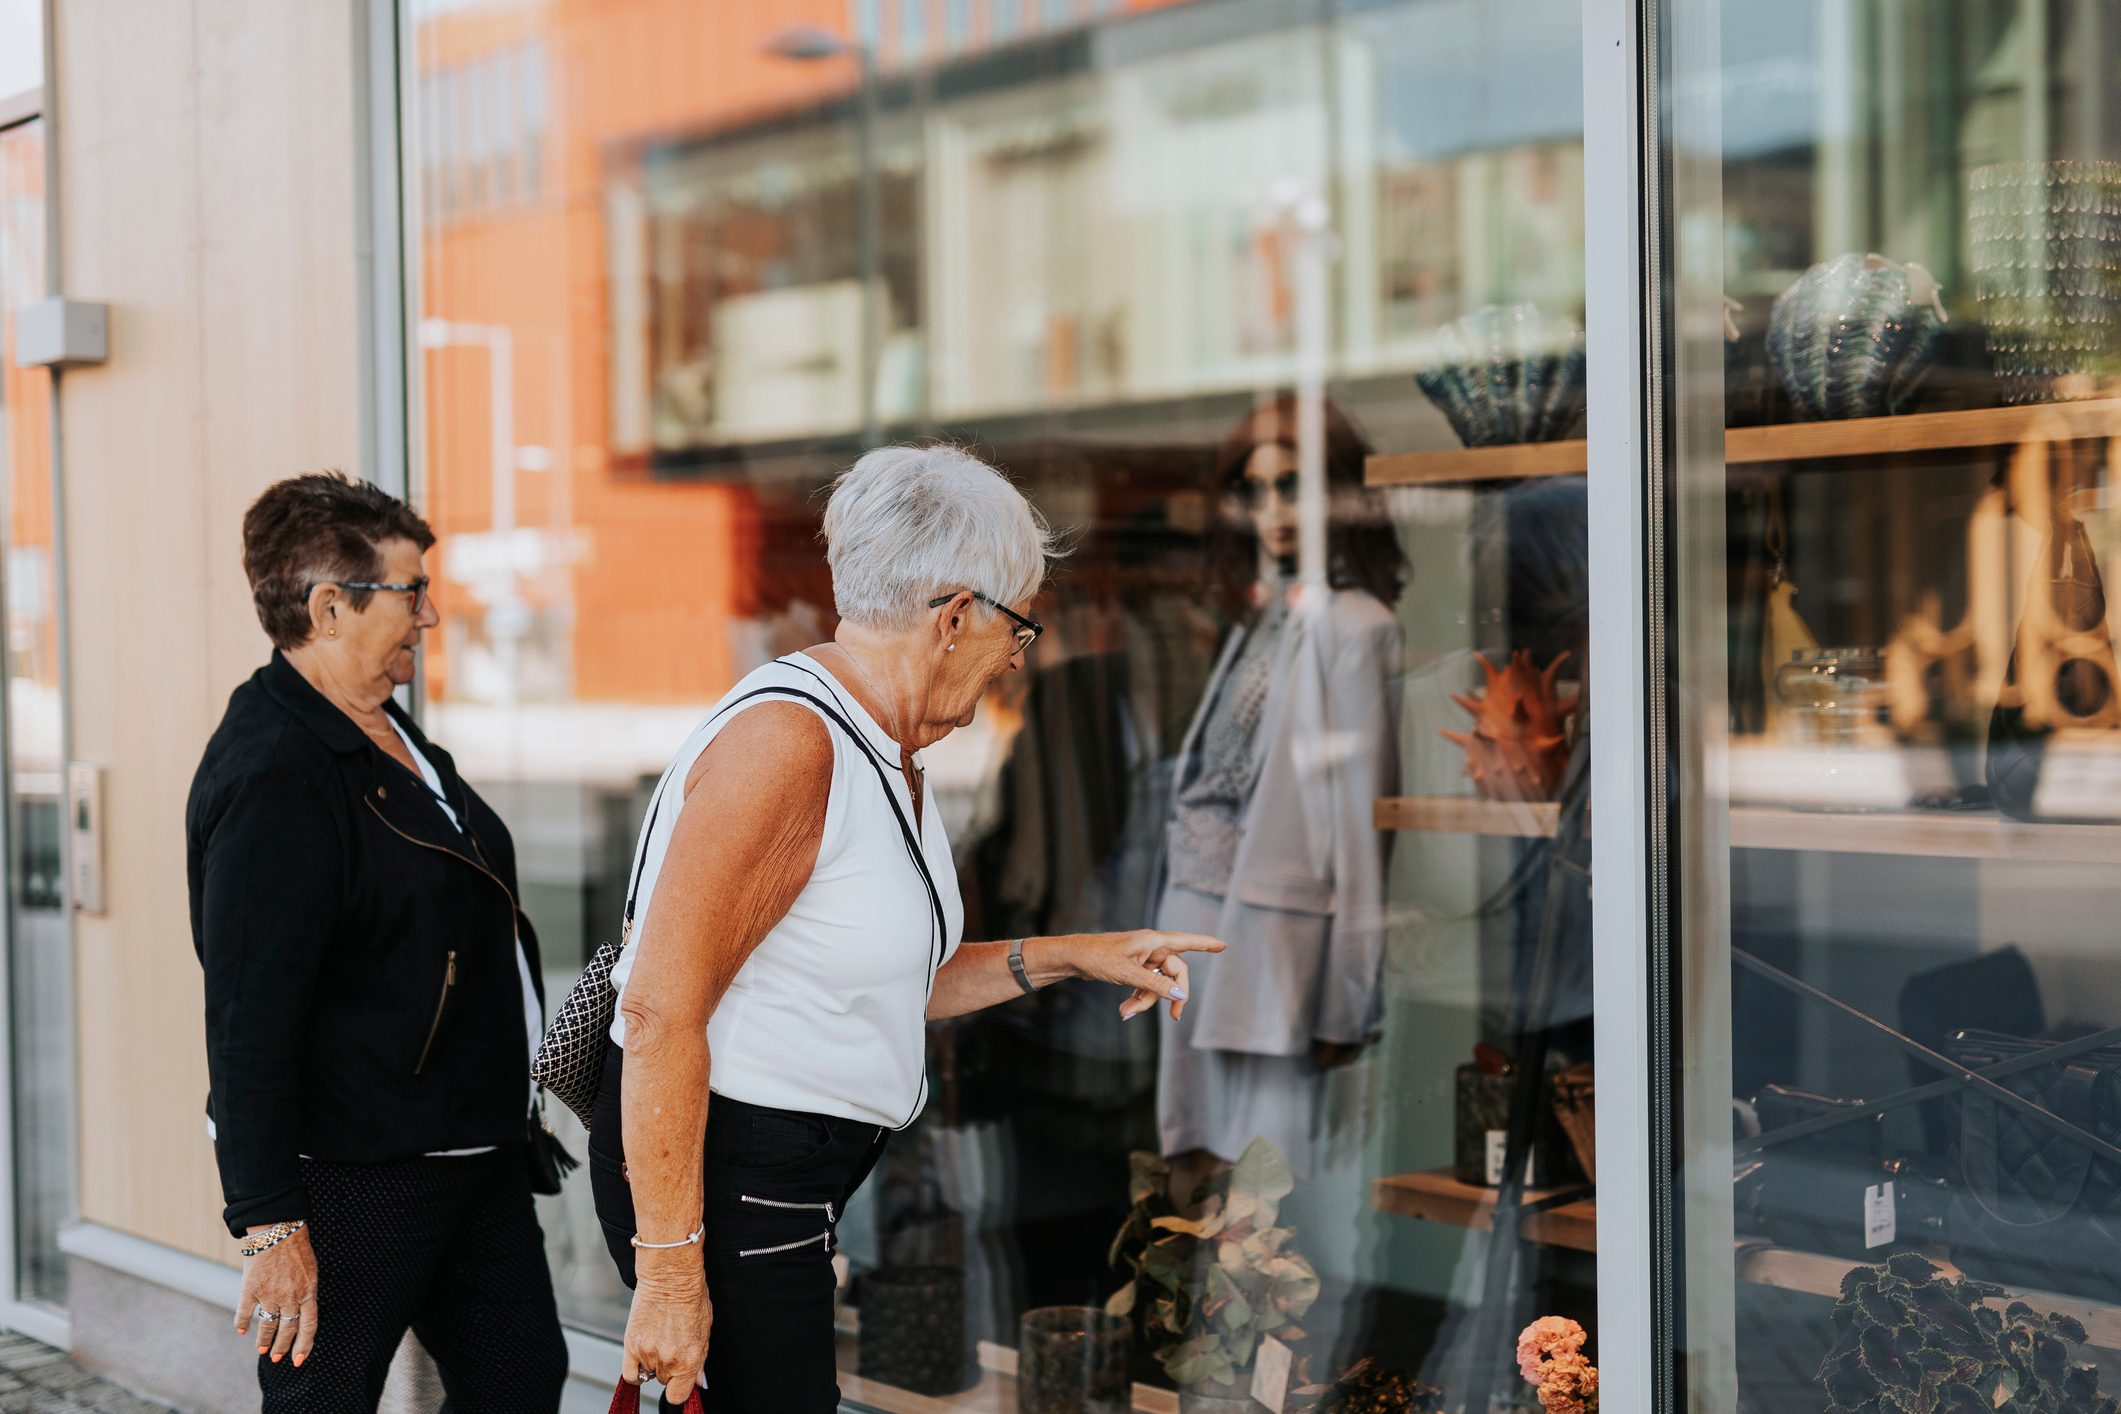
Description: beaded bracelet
630,1225,704,1250
238,1220,306,1258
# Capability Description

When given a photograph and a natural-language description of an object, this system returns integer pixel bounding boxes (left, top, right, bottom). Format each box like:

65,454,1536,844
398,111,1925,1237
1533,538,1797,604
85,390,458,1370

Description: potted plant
1107,1139,1321,1412
1819,1251,2119,1412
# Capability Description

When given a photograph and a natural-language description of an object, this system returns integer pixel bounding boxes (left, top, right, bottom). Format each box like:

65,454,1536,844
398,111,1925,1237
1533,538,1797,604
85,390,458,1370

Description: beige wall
53,0,364,1262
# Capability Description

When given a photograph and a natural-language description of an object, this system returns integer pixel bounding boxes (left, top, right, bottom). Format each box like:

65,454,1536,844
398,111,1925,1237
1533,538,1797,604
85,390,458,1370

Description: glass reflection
1676,1,2121,1409
408,1,1591,1407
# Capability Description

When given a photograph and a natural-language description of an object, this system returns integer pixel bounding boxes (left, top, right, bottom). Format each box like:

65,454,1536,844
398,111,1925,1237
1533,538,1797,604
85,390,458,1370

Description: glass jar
1773,647,1887,748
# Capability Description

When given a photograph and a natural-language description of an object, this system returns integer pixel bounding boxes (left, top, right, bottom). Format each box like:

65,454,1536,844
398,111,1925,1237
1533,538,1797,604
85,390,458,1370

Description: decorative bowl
1766,252,1948,420
1414,304,1587,447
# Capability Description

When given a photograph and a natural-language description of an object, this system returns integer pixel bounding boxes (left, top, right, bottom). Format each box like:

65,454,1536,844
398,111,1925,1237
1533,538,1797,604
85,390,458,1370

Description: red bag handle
607,1380,704,1414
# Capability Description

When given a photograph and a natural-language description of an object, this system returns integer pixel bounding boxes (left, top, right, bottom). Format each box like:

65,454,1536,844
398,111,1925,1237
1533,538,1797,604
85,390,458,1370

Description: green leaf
1230,1138,1294,1193
1209,1270,1254,1332
1106,1281,1136,1318
1129,1150,1172,1206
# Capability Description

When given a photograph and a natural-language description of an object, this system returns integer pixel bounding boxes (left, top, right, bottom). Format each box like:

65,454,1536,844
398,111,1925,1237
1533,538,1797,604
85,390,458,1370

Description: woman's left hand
1065,931,1227,1020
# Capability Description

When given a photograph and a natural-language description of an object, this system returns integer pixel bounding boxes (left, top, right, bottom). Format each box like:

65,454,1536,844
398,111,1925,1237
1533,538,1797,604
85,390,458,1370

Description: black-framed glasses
927,589,1042,653
1235,469,1302,512
323,576,433,614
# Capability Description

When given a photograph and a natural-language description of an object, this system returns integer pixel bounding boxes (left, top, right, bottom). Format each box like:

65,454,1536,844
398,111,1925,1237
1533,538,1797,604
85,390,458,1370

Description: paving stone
0,1339,170,1414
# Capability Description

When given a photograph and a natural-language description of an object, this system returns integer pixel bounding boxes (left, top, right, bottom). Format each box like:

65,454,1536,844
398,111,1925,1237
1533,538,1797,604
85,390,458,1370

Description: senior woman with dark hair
187,472,567,1412
595,445,1225,1410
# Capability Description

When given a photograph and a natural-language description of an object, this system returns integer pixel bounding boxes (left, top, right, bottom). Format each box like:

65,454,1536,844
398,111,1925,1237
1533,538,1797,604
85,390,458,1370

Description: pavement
0,1334,171,1414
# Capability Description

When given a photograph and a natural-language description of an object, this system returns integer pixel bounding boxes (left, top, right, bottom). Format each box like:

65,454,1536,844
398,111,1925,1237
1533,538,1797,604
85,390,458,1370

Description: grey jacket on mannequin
1153,583,1403,1056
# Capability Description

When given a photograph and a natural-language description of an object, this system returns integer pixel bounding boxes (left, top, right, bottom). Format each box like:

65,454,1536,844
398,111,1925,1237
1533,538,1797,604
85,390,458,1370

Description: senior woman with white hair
590,445,1224,1410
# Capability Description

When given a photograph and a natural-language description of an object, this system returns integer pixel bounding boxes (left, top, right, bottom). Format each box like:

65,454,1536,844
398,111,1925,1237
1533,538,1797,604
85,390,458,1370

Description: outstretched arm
926,930,1226,1020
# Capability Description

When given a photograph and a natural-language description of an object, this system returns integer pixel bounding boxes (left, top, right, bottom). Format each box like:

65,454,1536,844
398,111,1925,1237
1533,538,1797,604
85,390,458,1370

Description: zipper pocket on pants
737,1194,837,1257
738,1230,831,1258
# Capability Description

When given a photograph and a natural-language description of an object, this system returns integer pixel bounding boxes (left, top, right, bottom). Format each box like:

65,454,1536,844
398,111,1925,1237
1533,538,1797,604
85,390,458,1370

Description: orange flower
1536,1352,1600,1414
1515,1316,1587,1386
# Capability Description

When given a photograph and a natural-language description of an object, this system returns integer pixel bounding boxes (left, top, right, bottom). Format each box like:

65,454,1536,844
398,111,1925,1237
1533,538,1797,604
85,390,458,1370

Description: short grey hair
822,444,1058,629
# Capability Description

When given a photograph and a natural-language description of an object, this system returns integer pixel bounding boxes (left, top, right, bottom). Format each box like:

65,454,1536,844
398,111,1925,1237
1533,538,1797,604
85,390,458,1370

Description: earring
947,643,956,653
327,627,338,638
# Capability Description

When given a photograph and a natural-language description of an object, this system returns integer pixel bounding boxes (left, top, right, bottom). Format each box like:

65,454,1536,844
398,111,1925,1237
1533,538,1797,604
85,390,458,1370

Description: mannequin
1153,395,1406,1192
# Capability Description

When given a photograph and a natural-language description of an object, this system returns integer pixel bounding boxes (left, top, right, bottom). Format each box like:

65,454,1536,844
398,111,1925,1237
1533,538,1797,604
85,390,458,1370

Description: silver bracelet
1008,937,1038,995
630,1224,704,1250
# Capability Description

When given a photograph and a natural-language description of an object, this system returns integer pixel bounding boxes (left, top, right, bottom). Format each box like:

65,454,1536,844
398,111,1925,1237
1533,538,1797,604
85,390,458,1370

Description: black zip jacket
187,652,544,1236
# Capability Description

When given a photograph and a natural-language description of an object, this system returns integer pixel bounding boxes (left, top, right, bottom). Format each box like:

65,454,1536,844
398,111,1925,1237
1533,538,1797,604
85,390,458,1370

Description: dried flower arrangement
1516,1316,1599,1414
1106,1139,1320,1401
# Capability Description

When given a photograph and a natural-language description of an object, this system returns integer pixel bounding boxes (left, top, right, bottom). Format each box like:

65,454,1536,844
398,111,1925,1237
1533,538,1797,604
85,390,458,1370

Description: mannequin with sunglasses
1151,394,1407,1191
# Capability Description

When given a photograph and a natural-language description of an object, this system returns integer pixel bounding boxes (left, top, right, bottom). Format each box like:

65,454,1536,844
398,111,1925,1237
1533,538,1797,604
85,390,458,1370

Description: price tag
1864,1181,1897,1249
1251,1335,1294,1413
1485,1130,1508,1186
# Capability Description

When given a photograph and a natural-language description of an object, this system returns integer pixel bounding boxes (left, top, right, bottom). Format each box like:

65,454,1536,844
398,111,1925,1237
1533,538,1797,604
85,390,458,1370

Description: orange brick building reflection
411,0,1194,708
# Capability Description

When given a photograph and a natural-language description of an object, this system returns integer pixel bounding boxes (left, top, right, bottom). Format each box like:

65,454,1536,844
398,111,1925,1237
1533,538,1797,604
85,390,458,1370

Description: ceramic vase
1969,160,2121,404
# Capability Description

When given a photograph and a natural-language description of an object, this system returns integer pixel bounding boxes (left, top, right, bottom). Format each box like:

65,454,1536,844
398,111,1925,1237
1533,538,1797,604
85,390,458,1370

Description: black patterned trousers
257,1148,569,1413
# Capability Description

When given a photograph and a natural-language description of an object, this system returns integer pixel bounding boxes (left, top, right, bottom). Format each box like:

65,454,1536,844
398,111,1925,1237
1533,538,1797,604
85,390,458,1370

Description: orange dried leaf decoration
1442,651,1577,802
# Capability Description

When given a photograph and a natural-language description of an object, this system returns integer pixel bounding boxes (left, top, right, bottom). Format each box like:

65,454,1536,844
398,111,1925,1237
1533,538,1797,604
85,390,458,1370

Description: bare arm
927,930,1227,1021
617,703,831,1399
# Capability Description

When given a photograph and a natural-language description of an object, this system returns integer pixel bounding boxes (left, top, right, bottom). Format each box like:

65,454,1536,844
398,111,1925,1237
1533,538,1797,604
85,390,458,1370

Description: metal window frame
0,0,76,1349
1583,0,1666,1407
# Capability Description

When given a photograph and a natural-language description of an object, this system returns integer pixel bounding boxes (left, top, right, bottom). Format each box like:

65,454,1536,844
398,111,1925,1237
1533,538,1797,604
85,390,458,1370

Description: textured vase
1766,252,1948,420
857,1266,973,1396
1414,304,1588,447
1016,1307,1130,1414
1968,160,2121,404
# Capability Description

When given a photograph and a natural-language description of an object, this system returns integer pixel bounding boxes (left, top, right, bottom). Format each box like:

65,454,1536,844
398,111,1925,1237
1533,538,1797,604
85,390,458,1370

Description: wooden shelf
1735,1246,2121,1353
1374,796,1560,838
1374,796,2121,865
1364,398,2121,487
1366,439,1588,487
1369,1169,1597,1253
1371,1170,2121,1350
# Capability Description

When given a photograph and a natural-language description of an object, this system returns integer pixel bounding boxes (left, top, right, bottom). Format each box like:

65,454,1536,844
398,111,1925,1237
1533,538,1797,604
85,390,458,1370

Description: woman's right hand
234,1226,318,1367
624,1254,712,1403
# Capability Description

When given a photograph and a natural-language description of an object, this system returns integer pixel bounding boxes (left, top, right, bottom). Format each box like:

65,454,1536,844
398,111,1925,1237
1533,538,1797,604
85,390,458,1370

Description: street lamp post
761,24,881,450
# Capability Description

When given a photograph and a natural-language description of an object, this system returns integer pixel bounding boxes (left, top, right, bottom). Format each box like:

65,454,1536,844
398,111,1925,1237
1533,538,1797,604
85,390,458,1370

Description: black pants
589,1041,890,1413
259,1148,569,1413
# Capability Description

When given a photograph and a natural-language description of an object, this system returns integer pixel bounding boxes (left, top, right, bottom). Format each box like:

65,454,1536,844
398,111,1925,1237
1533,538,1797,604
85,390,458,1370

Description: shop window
407,3,1600,1409
1665,0,2121,1407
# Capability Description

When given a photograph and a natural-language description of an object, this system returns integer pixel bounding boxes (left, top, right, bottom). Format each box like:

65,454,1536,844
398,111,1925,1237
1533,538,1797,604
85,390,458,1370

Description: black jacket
187,653,543,1235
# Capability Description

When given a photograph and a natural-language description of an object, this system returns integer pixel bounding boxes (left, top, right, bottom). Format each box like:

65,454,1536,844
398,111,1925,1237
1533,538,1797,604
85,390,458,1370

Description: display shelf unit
1372,797,2121,865
1370,1169,1596,1252
1364,397,2121,487
834,1335,1179,1414
1370,1170,2121,1349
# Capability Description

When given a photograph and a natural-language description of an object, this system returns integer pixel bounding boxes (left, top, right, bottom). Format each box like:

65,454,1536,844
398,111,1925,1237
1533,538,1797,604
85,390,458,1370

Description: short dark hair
242,472,436,651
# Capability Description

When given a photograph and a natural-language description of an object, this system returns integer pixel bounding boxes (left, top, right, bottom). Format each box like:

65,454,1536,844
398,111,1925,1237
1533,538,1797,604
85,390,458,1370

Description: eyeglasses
323,576,433,615
1235,470,1301,512
927,590,1043,654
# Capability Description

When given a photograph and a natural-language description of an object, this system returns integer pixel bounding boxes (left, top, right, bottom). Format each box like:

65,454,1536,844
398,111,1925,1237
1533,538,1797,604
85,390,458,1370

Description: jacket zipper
366,795,518,1073
414,950,457,1075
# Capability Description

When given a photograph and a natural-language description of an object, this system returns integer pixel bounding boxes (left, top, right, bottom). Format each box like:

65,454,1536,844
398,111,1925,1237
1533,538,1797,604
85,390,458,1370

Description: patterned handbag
532,761,677,1132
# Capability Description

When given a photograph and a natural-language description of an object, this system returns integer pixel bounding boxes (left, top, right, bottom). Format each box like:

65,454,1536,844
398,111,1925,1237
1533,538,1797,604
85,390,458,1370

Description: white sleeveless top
607,654,963,1130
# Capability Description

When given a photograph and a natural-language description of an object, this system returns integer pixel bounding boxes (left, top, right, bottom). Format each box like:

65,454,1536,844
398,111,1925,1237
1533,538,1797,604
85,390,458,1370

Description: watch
1008,937,1038,995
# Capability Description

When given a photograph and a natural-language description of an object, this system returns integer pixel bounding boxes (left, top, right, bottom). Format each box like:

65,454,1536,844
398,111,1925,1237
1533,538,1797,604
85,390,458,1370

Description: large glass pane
406,2,1597,1408
0,116,69,1310
1668,2,2121,1408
